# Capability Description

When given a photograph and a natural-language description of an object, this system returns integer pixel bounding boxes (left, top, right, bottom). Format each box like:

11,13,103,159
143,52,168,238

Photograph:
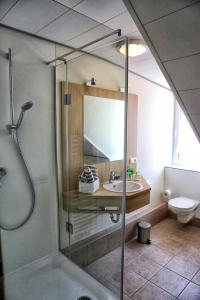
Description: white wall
132,76,174,203
164,167,200,218
0,27,58,273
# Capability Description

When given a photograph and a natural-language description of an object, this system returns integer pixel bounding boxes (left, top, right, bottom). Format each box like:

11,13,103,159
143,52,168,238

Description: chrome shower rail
7,48,14,125
47,29,121,64
0,48,36,231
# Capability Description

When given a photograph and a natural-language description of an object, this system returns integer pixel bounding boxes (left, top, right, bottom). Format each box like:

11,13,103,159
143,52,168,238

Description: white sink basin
103,180,143,193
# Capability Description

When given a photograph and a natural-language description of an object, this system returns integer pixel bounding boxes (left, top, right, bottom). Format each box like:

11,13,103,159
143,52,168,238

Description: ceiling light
117,40,146,57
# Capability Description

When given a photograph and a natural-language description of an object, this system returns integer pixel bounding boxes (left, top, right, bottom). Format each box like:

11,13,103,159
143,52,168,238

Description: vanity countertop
62,177,151,213
63,176,150,199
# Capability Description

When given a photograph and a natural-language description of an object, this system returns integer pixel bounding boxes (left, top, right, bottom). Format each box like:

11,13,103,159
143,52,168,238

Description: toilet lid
169,197,196,209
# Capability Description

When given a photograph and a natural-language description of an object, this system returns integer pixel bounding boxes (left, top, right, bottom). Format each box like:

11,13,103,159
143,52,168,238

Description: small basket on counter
78,166,100,194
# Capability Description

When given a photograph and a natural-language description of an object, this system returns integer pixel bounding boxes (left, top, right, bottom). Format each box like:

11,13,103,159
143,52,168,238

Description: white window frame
172,101,200,171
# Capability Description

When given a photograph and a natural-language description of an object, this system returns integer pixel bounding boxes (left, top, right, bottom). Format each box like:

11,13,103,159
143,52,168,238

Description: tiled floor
85,218,200,299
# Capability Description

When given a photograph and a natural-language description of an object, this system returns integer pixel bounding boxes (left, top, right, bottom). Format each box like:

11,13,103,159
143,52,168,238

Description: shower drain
77,297,92,300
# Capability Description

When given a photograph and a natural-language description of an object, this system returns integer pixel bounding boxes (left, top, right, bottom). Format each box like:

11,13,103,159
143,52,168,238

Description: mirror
83,95,125,164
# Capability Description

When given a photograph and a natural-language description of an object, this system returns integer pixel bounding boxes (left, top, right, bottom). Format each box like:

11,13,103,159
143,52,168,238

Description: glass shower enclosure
0,27,129,300
55,33,129,299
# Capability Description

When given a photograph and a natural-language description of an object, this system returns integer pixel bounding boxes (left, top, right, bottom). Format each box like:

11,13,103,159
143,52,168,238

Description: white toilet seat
168,197,197,210
168,197,199,224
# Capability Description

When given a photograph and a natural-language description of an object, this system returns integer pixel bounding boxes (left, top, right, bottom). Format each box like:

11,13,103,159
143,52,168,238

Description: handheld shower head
21,101,33,112
17,101,33,129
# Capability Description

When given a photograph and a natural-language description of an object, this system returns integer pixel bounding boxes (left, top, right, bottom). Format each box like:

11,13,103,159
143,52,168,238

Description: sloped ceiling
0,0,168,87
123,0,200,141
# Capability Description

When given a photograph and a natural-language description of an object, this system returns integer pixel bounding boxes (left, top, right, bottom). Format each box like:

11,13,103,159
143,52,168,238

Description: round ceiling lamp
117,39,146,57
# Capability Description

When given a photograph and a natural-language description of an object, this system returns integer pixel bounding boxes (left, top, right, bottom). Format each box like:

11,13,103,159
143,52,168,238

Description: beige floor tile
141,244,173,266
85,254,121,280
192,270,200,286
86,218,200,299
153,236,183,255
181,244,200,264
98,276,121,297
126,254,162,280
150,268,189,297
124,241,146,267
125,240,146,256
151,219,196,245
166,254,199,279
133,282,175,300
123,293,131,300
123,270,147,297
178,282,200,300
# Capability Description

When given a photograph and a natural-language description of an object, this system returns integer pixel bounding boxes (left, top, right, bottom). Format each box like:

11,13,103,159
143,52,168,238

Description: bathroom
0,0,200,299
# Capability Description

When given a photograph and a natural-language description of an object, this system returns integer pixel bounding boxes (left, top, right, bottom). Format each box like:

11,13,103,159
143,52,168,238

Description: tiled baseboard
61,227,121,268
62,202,168,267
125,202,168,241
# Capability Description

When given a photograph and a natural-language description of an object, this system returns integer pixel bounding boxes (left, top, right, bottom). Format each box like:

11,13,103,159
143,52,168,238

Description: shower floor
85,218,200,299
4,252,117,300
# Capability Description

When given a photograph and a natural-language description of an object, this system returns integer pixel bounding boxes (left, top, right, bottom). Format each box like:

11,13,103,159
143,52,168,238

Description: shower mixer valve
0,167,7,179
0,167,7,188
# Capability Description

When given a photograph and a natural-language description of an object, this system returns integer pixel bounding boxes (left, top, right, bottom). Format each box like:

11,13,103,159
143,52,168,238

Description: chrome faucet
109,171,116,183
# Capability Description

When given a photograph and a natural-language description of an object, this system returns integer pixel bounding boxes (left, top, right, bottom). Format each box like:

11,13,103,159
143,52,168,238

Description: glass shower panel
0,34,58,300
56,38,127,299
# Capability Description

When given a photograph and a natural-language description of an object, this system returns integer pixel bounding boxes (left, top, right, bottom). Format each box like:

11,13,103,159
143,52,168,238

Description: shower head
16,101,33,129
21,101,33,112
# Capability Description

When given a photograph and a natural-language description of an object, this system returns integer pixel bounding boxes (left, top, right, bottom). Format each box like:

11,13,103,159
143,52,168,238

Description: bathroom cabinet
126,188,150,213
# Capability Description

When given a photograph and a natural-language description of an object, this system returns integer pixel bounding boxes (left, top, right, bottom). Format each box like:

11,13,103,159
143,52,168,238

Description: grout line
37,3,126,36
162,50,200,64
148,278,177,298
53,0,84,9
63,24,111,45
178,87,200,92
35,8,71,34
191,266,200,282
63,11,127,44
143,0,200,26
175,279,190,299
132,278,176,298
0,0,20,22
0,23,170,91
164,264,193,281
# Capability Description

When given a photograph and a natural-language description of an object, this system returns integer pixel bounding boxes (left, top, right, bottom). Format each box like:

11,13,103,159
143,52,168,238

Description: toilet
168,197,199,224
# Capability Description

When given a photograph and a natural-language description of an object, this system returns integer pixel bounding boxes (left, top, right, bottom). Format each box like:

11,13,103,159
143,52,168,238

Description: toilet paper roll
162,189,171,199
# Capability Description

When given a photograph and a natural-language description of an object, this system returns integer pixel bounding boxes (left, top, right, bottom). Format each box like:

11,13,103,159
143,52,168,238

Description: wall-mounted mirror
84,95,125,164
61,82,138,191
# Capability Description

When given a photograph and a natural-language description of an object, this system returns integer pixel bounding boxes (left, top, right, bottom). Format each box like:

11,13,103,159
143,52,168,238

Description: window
173,102,200,170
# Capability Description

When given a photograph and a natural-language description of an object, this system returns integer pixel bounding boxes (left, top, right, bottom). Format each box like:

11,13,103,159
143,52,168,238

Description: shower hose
0,129,35,231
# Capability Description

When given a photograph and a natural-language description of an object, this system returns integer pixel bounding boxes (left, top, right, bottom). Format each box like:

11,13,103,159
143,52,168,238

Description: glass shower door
56,37,128,299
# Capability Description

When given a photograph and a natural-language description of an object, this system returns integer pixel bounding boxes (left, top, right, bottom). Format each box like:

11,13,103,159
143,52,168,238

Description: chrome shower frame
0,48,36,231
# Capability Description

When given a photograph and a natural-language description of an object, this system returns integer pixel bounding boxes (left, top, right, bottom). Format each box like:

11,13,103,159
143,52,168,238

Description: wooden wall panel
94,160,124,183
61,82,138,191
127,95,138,160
